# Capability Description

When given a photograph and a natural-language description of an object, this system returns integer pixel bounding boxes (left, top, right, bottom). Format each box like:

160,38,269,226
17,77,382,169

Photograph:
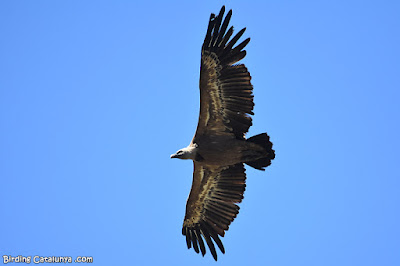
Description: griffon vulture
170,6,275,261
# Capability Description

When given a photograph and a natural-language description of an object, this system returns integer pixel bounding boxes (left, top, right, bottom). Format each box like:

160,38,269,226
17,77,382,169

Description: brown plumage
170,6,275,261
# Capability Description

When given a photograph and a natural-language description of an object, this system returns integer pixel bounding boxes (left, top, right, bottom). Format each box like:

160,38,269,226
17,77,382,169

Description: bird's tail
245,133,275,171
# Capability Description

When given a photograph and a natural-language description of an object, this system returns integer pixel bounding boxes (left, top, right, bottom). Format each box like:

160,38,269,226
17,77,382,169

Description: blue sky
1,1,399,265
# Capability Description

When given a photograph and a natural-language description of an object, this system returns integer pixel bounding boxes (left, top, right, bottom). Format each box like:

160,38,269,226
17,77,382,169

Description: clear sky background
1,1,399,265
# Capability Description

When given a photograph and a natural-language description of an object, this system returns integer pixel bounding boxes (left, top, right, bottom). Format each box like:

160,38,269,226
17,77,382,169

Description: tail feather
245,133,275,171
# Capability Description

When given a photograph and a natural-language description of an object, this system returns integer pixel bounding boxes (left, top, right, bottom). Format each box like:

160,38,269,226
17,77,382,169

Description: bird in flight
170,6,275,261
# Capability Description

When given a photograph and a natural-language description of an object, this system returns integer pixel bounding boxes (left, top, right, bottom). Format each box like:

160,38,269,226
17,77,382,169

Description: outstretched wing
194,6,255,141
182,162,246,261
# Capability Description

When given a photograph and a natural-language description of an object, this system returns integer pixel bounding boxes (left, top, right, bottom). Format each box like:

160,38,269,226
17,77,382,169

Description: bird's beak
170,153,178,159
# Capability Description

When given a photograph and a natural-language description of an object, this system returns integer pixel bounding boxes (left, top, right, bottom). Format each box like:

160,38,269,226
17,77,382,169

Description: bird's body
183,135,268,166
194,136,248,165
171,6,275,261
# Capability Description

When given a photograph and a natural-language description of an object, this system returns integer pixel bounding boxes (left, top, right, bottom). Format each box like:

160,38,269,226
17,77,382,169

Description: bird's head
170,147,196,160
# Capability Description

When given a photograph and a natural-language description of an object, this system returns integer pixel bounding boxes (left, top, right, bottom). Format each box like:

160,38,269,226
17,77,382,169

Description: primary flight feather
171,6,275,261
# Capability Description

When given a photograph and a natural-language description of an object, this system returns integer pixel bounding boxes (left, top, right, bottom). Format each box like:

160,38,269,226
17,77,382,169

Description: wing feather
200,223,218,259
191,230,200,253
210,6,225,46
215,10,232,46
203,14,215,49
182,162,246,261
194,6,254,140
221,28,247,58
219,26,234,49
195,227,206,256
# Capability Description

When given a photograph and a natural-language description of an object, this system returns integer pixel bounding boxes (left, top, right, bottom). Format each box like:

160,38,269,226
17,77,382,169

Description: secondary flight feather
170,6,275,261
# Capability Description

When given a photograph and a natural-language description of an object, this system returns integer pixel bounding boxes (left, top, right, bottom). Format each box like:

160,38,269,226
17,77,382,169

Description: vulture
170,6,275,261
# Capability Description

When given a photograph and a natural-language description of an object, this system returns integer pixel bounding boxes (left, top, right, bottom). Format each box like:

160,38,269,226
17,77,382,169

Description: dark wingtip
195,228,206,256
238,27,246,37
219,5,225,15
